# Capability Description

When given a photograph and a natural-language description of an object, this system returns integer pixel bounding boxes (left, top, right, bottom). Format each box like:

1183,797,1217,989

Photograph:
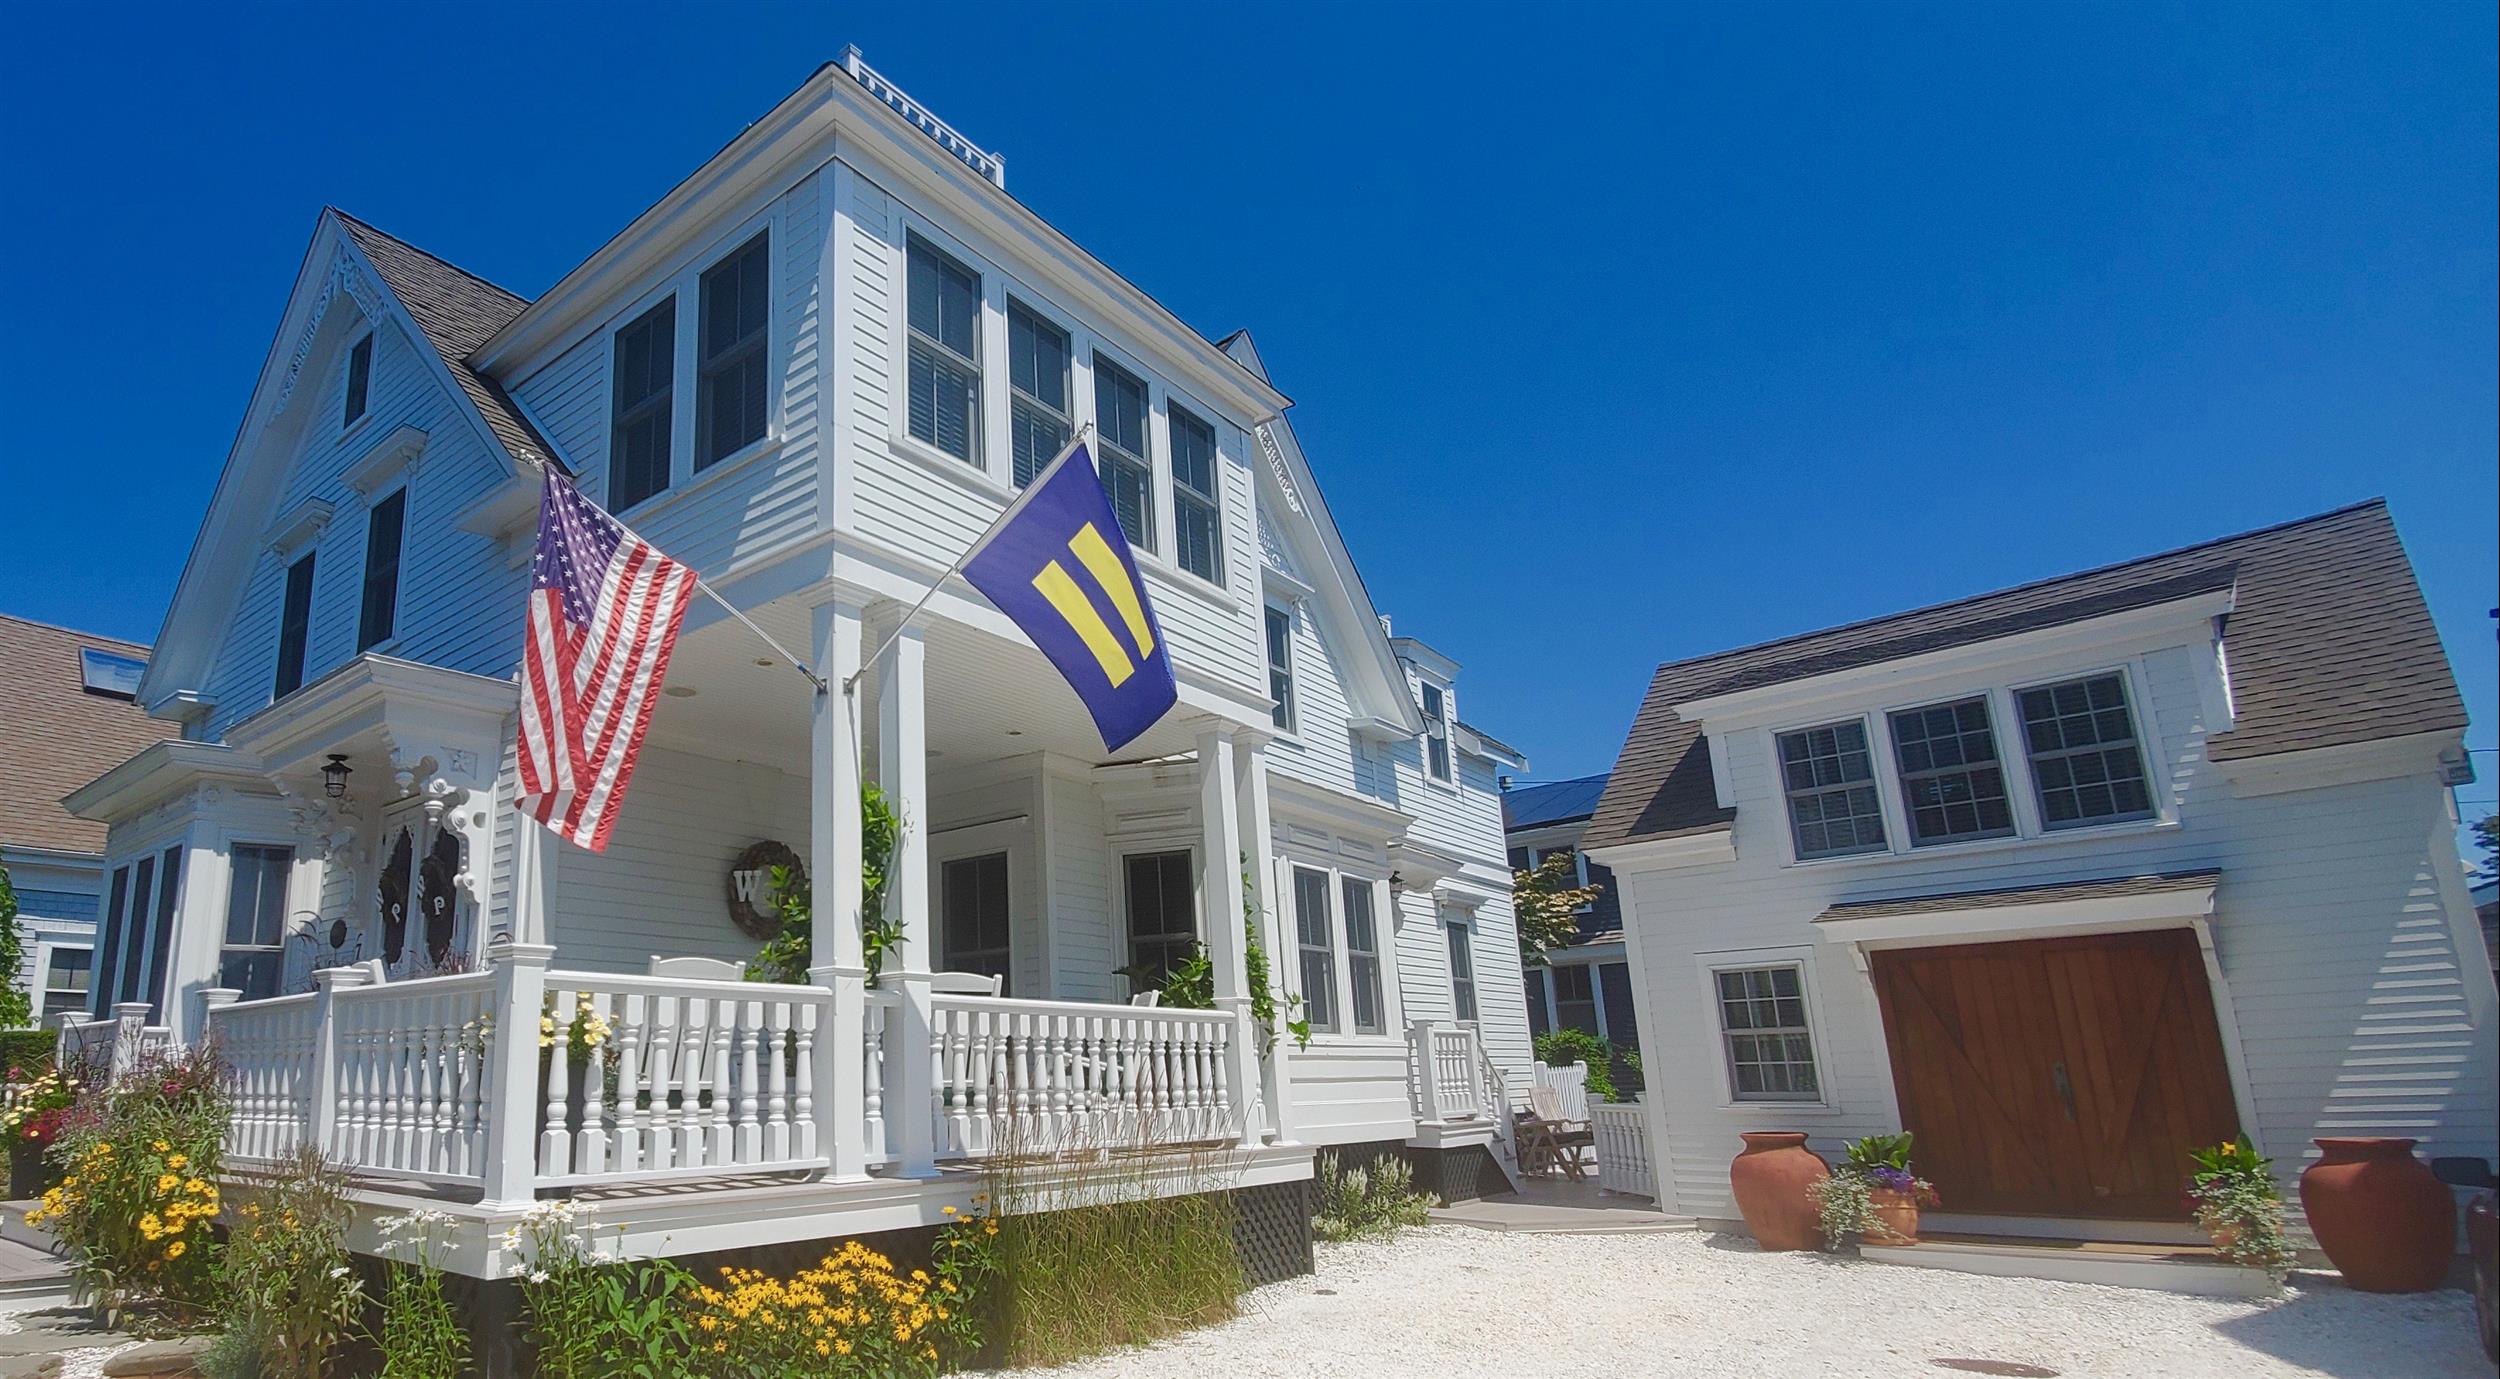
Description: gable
141,212,546,720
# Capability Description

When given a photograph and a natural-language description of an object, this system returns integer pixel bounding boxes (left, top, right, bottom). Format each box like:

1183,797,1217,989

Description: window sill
888,431,1014,502
613,434,787,527
338,410,377,445
1716,1101,1847,1117
1783,815,2182,872
1134,548,1240,612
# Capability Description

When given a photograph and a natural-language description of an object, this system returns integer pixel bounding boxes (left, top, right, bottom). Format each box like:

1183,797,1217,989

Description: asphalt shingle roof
0,616,178,855
335,211,557,472
1587,500,2466,850
1812,869,2221,924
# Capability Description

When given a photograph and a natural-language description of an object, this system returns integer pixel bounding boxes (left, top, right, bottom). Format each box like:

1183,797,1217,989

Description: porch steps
1861,1232,2273,1298
0,1208,73,1309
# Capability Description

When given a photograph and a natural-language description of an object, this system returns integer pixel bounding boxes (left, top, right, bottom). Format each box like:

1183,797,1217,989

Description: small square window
1713,964,1820,1100
2017,674,2155,828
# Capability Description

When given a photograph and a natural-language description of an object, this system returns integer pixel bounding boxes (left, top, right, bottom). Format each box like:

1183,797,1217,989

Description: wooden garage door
1869,929,2241,1219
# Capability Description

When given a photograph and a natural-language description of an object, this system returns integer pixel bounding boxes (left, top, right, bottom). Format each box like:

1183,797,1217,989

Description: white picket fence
1593,1101,1656,1198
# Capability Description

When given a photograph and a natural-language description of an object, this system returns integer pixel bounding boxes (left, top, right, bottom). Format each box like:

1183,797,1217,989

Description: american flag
514,471,699,853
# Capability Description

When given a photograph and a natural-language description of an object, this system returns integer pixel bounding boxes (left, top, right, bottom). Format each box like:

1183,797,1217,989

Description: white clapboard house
1583,501,2497,1261
59,51,1533,1283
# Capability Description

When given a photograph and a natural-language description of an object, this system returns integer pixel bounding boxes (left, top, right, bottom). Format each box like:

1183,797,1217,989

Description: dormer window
343,334,373,427
2018,674,2154,828
907,234,981,463
1419,680,1452,783
696,230,770,469
1888,697,2015,846
1778,720,1887,859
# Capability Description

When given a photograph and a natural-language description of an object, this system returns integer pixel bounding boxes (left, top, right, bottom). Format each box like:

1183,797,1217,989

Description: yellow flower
166,1154,188,1170
165,1241,187,1259
156,1173,180,1193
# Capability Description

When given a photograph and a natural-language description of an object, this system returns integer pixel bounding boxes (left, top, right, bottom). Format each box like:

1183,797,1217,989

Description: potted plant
2185,1139,2294,1283
1808,1132,1940,1250
0,1065,77,1198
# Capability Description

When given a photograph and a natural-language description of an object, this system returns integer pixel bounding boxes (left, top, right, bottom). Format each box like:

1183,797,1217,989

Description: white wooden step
1862,1234,2273,1298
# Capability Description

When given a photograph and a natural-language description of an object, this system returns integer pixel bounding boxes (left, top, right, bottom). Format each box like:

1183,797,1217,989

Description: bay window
907,234,981,463
696,230,771,469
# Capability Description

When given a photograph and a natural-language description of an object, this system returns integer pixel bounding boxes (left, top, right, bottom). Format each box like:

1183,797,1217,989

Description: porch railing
1409,1019,1490,1123
56,1003,175,1085
198,946,1255,1202
1592,1101,1655,1197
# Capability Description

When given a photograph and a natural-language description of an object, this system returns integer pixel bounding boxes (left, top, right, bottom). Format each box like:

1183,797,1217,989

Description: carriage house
59,51,1533,1280
1583,501,2498,1246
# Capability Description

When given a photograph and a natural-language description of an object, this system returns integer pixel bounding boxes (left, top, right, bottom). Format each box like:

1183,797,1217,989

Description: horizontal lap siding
1617,639,2498,1227
1040,769,1118,1003
838,167,1260,697
206,321,526,737
1263,599,1362,798
1285,1042,1416,1144
545,746,807,973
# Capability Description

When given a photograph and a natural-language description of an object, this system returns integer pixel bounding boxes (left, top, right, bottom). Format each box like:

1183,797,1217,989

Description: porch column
1197,726,1259,1146
1232,731,1295,1144
877,616,938,1178
811,599,871,1181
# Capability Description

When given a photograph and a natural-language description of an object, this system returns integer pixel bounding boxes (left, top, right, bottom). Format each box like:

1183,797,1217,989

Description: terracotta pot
2300,1137,2454,1292
1867,1186,1921,1245
2205,1220,2241,1254
1731,1132,1829,1251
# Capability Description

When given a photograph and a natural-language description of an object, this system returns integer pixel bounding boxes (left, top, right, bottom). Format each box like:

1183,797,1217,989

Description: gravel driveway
994,1227,2487,1379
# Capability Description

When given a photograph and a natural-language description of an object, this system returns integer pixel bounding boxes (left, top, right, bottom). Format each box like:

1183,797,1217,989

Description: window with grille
1092,355,1154,550
1008,301,1071,486
1264,605,1296,731
907,235,981,463
343,334,373,427
1714,964,1820,1100
356,489,405,651
221,844,294,1002
609,297,677,510
1777,720,1887,859
1420,681,1452,782
941,852,1012,993
2018,673,2155,828
1889,696,2014,846
697,231,770,469
1169,403,1222,583
40,948,92,1022
274,553,315,698
1342,877,1384,1035
1293,866,1338,1033
1122,851,1197,987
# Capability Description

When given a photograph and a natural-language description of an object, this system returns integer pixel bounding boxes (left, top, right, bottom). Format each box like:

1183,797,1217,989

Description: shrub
28,1042,228,1319
205,1147,364,1378
0,1029,58,1077
2186,1140,2295,1282
1532,1028,1617,1103
1313,1151,1434,1241
375,1210,468,1379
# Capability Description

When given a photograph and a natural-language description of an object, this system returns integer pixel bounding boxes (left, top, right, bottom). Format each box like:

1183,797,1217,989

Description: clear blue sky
3,3,2492,829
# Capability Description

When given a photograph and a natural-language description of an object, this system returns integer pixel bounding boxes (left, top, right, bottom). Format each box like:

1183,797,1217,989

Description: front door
1869,928,2240,1219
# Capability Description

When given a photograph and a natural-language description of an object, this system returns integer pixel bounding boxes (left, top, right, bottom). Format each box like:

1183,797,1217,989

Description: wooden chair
924,971,1005,997
648,955,746,982
1129,992,1162,1008
1524,1083,1597,1180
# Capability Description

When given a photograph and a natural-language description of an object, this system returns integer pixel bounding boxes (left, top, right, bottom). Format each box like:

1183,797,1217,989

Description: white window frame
1417,676,1455,786
1694,944,1838,1111
219,840,300,1003
1445,914,1478,1022
1005,295,1075,488
1114,846,1201,993
1290,865,1340,1035
1263,601,1298,736
341,331,375,433
1885,693,2019,848
37,944,94,1024
877,204,1244,602
2008,668,2161,832
1771,715,1889,861
1165,397,1225,587
599,207,786,517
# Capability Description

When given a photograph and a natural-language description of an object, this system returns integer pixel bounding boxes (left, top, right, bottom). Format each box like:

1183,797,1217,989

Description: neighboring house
1503,773,1640,1056
1584,500,2496,1240
0,614,178,1027
58,50,1529,1292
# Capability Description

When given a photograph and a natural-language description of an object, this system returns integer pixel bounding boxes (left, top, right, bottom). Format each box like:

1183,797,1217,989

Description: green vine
746,783,905,985
0,866,27,1031
1145,858,1307,1051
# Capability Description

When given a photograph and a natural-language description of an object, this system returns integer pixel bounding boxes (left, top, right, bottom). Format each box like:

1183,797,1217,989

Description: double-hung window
696,230,770,469
1714,964,1820,1101
1446,922,1477,1022
1419,681,1452,783
40,948,92,1022
907,235,981,463
1093,355,1154,550
1888,697,2014,846
1777,720,1886,859
1293,867,1338,1033
1122,851,1197,986
1553,963,1599,1035
1168,403,1222,584
221,844,293,1002
2018,673,2155,827
1007,301,1072,486
356,488,405,651
1341,877,1384,1035
274,553,316,698
343,334,373,427
1264,605,1297,731
940,853,1012,993
609,298,677,510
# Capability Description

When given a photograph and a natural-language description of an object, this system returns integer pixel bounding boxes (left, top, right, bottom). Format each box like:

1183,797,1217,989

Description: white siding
1610,633,2500,1231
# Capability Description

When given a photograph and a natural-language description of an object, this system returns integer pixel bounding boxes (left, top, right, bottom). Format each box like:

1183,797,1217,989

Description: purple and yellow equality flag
960,440,1178,751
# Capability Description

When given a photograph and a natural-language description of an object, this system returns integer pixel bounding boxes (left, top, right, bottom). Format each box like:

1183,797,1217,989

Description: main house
0,615,176,1027
59,51,1531,1283
1583,501,2495,1240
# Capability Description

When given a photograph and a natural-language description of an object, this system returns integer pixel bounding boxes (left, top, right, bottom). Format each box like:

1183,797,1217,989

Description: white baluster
764,999,791,1163
540,990,574,1179
707,999,736,1165
614,992,646,1175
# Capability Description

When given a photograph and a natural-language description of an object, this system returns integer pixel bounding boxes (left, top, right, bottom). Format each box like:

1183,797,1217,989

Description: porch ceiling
641,599,1211,774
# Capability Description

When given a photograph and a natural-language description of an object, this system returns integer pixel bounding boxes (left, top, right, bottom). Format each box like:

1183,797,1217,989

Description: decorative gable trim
262,499,335,559
274,256,386,420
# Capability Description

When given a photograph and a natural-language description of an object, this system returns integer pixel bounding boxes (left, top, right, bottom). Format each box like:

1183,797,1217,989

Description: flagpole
843,421,1096,695
692,578,829,694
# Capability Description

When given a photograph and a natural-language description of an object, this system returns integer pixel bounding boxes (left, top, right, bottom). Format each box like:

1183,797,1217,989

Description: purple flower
1867,1166,1915,1192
